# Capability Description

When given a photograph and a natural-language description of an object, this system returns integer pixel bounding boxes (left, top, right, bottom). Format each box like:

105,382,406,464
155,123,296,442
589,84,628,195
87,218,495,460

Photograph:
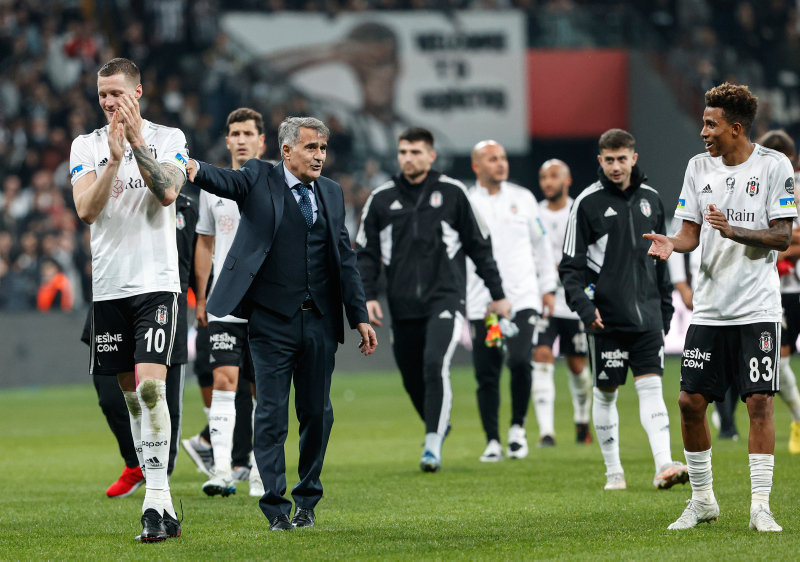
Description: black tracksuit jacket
558,166,674,334
356,170,504,320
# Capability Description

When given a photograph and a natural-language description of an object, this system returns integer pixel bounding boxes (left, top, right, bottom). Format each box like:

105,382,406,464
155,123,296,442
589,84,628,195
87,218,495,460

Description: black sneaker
576,423,593,444
537,435,556,448
163,510,181,538
138,509,166,542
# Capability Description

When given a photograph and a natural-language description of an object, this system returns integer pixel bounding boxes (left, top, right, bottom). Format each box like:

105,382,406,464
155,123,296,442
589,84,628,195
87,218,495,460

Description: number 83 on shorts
680,322,781,402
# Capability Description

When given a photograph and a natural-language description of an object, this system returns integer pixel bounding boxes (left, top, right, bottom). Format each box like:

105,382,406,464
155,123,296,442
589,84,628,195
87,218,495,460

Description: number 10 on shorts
749,356,773,382
145,327,166,353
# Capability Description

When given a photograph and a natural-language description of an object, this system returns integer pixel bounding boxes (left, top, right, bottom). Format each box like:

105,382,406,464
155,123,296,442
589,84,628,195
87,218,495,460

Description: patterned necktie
295,183,314,228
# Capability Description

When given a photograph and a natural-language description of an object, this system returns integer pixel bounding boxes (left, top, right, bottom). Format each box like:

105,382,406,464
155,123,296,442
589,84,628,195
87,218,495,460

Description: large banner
221,11,527,171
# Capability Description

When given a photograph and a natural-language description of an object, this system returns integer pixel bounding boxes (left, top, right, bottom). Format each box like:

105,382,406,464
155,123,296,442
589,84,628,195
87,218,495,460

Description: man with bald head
533,159,593,446
466,140,557,462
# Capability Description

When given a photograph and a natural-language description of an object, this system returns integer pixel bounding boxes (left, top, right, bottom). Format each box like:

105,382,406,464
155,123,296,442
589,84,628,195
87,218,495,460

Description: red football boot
106,465,145,498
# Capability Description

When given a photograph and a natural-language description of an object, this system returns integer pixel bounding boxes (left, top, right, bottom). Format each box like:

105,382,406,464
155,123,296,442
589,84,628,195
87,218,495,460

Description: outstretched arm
645,220,701,261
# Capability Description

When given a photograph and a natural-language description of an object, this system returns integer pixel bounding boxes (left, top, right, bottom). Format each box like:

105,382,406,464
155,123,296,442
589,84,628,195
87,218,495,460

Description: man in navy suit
186,116,377,531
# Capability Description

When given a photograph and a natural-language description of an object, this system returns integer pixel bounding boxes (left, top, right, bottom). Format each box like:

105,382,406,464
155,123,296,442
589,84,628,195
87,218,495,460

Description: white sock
569,366,592,424
424,433,443,461
685,448,715,504
749,453,774,510
138,379,171,515
592,387,622,474
779,357,800,422
532,362,556,437
209,389,237,476
250,397,261,481
634,376,673,471
123,391,145,476
203,406,210,420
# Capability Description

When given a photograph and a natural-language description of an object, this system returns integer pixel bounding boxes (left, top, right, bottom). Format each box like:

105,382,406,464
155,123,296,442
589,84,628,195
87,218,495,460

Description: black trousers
392,310,465,435
248,303,337,520
92,362,185,475
470,309,537,442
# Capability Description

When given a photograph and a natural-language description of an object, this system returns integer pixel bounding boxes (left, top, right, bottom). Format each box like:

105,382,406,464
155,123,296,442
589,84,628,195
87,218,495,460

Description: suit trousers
248,302,337,520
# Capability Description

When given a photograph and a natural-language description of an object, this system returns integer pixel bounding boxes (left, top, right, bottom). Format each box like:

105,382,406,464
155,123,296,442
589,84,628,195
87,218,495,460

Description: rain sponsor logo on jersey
726,208,755,222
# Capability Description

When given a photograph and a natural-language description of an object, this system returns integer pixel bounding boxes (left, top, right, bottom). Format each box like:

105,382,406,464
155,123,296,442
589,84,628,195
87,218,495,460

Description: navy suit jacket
193,158,369,344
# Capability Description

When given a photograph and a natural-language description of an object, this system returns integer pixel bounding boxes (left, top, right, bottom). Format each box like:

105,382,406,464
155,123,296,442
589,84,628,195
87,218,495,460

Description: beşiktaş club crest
759,331,774,354
430,191,443,208
510,204,518,214
639,198,652,217
726,177,735,194
176,212,185,230
155,305,169,326
746,177,759,197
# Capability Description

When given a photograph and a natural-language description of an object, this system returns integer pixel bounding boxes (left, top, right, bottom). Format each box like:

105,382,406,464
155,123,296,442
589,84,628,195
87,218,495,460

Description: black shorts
534,316,587,356
90,292,179,376
781,293,800,352
587,330,664,387
680,322,781,403
208,321,255,383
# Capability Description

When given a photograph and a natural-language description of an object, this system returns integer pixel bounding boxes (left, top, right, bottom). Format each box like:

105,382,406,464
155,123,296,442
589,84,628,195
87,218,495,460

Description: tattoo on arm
729,218,792,250
131,146,184,201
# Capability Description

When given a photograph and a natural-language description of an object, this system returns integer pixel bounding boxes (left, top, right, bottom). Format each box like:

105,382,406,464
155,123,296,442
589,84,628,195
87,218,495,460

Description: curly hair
705,83,758,134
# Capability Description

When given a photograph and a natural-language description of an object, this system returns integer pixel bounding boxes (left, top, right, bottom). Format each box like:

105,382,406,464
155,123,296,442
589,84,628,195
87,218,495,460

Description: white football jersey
466,181,557,320
539,197,579,320
780,170,800,294
674,145,797,325
197,189,246,324
70,120,187,301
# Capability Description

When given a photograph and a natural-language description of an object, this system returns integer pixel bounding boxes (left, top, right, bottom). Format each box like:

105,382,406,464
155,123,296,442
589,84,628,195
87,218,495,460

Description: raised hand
116,94,145,145
643,232,675,261
705,204,734,238
107,111,125,163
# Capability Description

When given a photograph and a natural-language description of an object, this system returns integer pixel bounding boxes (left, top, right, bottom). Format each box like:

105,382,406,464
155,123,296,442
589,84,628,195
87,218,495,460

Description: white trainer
668,499,720,529
249,453,264,497
654,461,690,490
202,471,236,497
749,504,782,532
507,425,529,459
480,439,504,462
604,472,626,490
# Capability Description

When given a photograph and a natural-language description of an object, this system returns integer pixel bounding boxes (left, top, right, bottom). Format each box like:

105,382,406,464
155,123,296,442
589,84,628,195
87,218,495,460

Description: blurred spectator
36,258,73,312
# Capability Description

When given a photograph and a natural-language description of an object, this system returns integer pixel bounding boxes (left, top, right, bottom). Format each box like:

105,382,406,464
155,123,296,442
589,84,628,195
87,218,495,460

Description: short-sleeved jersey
780,170,800,294
539,197,579,320
197,189,246,324
674,145,798,325
70,120,187,301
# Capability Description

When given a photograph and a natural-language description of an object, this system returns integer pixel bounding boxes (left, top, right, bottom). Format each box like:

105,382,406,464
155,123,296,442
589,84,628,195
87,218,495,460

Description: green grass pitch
2,357,800,559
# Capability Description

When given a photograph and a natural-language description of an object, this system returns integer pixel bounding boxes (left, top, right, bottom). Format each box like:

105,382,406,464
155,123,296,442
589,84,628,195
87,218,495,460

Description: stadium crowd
1,0,800,312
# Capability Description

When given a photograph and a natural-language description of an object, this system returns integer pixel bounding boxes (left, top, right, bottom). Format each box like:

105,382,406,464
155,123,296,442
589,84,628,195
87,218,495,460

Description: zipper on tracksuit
410,184,430,300
626,198,644,327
